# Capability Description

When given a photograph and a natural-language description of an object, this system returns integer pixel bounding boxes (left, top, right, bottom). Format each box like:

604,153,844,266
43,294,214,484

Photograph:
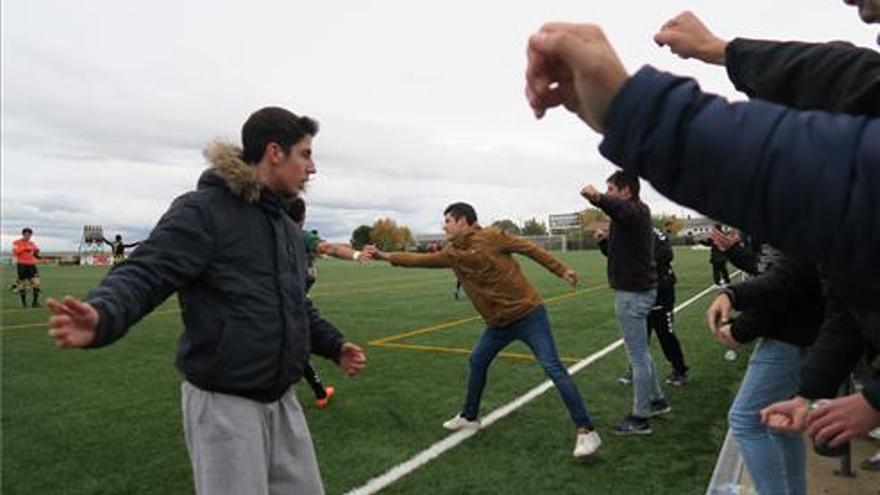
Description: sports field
1,248,748,494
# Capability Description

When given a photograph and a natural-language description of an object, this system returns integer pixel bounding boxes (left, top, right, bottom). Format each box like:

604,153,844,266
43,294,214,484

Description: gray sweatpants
181,381,324,495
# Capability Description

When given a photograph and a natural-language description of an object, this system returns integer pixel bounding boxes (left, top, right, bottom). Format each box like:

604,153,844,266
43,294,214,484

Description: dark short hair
115,234,122,241
22,227,32,235
444,202,478,225
241,107,319,165
606,170,640,199
287,197,307,224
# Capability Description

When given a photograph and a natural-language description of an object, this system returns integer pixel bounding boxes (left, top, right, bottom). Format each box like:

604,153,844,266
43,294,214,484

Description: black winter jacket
86,142,344,402
591,194,656,292
724,255,824,348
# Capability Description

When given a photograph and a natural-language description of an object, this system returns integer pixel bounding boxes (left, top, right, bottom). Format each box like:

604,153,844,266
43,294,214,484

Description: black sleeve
724,242,759,275
597,238,609,257
654,236,673,267
726,257,817,344
863,379,880,411
799,293,866,400
86,193,214,347
726,256,811,310
725,38,880,115
306,298,344,362
594,194,638,222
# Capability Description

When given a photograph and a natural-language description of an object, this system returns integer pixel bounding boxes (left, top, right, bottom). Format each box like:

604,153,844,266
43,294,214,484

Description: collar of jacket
198,140,292,217
200,140,265,204
450,227,481,250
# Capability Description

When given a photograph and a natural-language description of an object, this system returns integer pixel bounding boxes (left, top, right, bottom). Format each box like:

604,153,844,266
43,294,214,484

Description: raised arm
599,67,879,276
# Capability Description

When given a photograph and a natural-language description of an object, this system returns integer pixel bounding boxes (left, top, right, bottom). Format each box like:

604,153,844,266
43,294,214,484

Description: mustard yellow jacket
389,227,569,327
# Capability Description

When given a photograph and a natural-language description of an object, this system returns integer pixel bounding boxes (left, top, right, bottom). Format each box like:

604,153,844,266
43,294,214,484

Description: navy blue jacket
86,142,344,403
599,66,879,280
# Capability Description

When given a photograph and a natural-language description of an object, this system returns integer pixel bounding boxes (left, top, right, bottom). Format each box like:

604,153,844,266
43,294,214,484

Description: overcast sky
2,0,876,251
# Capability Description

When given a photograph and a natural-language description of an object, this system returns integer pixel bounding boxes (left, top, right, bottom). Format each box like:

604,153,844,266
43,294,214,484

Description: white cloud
2,0,876,249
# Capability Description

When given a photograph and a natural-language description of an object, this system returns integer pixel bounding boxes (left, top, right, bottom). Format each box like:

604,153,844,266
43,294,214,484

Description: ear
263,143,284,166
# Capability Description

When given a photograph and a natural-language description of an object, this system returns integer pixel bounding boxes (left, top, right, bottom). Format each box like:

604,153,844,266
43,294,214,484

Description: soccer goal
521,234,568,252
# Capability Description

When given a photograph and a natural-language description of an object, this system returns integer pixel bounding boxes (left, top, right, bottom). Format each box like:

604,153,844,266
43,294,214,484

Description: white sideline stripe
345,282,721,495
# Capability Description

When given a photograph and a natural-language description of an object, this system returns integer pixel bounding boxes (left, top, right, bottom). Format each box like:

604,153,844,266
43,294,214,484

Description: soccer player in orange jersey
12,227,42,308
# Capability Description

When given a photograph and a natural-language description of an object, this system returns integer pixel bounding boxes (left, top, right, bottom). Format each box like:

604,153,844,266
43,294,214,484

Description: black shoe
648,399,672,417
617,369,632,385
613,415,651,435
665,371,687,387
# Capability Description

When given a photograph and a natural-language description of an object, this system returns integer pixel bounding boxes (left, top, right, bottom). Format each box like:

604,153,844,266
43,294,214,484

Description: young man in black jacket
47,107,367,495
700,225,730,287
706,255,823,495
582,171,669,435
651,7,880,457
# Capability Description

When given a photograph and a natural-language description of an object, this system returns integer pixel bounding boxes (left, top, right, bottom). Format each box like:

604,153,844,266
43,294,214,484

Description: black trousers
648,287,688,374
712,261,731,285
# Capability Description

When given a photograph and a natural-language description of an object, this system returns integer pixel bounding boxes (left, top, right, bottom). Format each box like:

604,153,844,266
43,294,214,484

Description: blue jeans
615,289,664,417
728,338,807,495
462,305,593,428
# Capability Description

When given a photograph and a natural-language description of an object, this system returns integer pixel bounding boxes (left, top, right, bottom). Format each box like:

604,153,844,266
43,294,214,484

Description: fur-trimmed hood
201,140,264,204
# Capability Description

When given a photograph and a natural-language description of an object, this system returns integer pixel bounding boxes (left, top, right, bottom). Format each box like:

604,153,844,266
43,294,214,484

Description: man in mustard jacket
369,202,600,458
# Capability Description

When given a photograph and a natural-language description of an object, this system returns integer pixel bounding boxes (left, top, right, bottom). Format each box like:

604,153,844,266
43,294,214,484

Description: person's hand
355,249,373,263
761,396,810,433
362,245,385,261
562,269,579,286
525,23,629,132
706,292,732,333
807,393,880,448
580,185,601,203
654,11,728,65
593,229,608,241
338,342,367,377
714,324,740,348
709,228,739,252
47,296,99,348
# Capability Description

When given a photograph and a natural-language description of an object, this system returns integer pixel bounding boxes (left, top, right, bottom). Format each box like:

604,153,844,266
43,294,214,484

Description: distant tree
370,218,412,251
351,225,372,249
522,217,548,236
399,226,414,249
652,214,683,234
578,208,609,229
491,219,521,235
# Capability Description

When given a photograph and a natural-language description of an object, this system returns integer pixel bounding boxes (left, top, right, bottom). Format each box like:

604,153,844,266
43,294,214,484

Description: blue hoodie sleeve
85,192,215,347
599,66,880,277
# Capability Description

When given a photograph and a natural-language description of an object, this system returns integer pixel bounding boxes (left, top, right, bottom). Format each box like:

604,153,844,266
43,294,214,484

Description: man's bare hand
525,23,629,132
654,11,728,65
47,296,99,348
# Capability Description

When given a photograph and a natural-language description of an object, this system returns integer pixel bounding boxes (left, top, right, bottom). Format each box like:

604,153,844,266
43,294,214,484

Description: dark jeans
462,305,593,428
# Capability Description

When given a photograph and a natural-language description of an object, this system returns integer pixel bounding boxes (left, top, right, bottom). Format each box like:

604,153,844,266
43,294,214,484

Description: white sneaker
869,427,880,441
573,430,602,458
442,414,480,431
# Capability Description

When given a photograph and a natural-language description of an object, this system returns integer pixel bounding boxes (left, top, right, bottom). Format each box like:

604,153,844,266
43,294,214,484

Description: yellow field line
372,341,580,364
370,284,607,346
0,307,182,333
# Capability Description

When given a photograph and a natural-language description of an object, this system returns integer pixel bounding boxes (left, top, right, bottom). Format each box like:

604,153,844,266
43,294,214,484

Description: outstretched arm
525,22,880,276
368,246,452,268
496,231,578,286
317,241,371,262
